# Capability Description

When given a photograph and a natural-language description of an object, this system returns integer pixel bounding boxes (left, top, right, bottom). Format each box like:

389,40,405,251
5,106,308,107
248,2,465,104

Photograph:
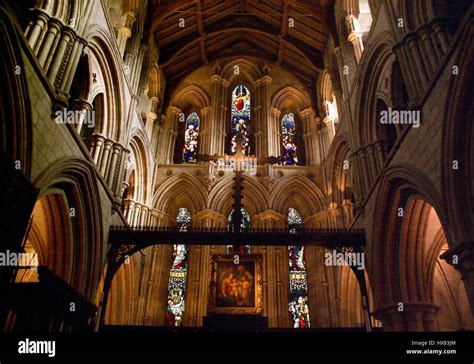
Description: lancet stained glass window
230,85,251,156
287,207,310,328
281,113,298,165
182,112,200,163
227,207,251,255
166,207,191,327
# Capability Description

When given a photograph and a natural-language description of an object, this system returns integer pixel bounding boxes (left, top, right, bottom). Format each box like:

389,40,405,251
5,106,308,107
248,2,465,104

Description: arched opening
399,199,473,331
281,113,298,165
166,207,191,327
376,99,398,151
373,184,474,331
228,84,252,156
181,112,200,164
287,207,310,328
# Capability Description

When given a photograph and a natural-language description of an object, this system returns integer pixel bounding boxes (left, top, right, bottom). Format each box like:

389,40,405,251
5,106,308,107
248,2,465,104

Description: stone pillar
300,108,317,166
25,9,49,51
252,216,288,328
269,108,281,158
198,107,212,155
209,75,228,156
159,107,180,164
47,26,75,87
145,97,159,139
100,139,114,177
373,303,440,331
60,36,87,97
117,11,136,58
254,75,272,158
441,242,474,315
72,99,93,135
106,143,123,189
91,134,106,165
37,18,62,69
345,15,364,63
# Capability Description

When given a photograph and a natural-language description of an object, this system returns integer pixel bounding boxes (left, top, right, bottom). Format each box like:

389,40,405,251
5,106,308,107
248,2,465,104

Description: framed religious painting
208,254,263,315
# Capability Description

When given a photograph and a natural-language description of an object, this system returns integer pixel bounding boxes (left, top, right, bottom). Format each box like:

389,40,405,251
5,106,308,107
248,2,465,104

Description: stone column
270,108,281,158
441,242,474,315
345,15,364,63
60,36,87,97
209,75,228,156
117,11,136,58
72,99,93,136
254,76,272,158
300,108,318,166
37,18,62,69
47,26,76,87
106,143,123,189
145,97,159,139
198,107,212,155
253,216,288,328
90,134,106,165
25,9,49,51
373,303,440,331
100,138,114,177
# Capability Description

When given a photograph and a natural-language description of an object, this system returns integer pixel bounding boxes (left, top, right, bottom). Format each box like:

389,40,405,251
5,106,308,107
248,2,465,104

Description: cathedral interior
0,0,473,339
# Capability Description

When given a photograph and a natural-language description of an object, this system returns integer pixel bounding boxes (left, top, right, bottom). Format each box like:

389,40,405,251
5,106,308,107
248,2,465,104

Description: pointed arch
172,84,211,110
84,28,124,142
220,58,263,82
0,5,32,177
31,157,104,302
271,86,310,111
207,175,270,217
355,31,400,148
153,172,207,215
271,174,326,218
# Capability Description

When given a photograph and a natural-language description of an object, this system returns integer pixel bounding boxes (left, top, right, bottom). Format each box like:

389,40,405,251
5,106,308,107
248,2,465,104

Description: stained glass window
166,207,191,327
281,113,298,165
227,207,251,255
182,112,200,163
230,85,251,156
287,208,310,328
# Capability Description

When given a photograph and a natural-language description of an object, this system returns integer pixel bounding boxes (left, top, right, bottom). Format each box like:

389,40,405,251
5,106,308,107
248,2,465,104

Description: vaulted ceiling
146,0,335,87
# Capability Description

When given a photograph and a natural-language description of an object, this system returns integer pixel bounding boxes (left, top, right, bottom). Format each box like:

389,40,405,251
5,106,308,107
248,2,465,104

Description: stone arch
105,251,138,325
251,210,286,229
207,175,270,218
271,174,326,220
397,0,471,34
84,29,124,142
369,164,472,330
127,129,150,204
327,135,354,207
207,176,234,216
192,209,228,228
0,5,32,177
220,58,263,83
153,172,207,217
31,157,104,302
441,25,474,245
172,84,211,111
271,86,310,111
356,32,399,148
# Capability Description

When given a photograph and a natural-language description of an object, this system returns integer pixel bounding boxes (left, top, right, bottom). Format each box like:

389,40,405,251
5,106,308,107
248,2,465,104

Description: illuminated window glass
182,112,200,163
230,85,251,156
287,207,310,328
281,113,298,165
166,207,191,327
